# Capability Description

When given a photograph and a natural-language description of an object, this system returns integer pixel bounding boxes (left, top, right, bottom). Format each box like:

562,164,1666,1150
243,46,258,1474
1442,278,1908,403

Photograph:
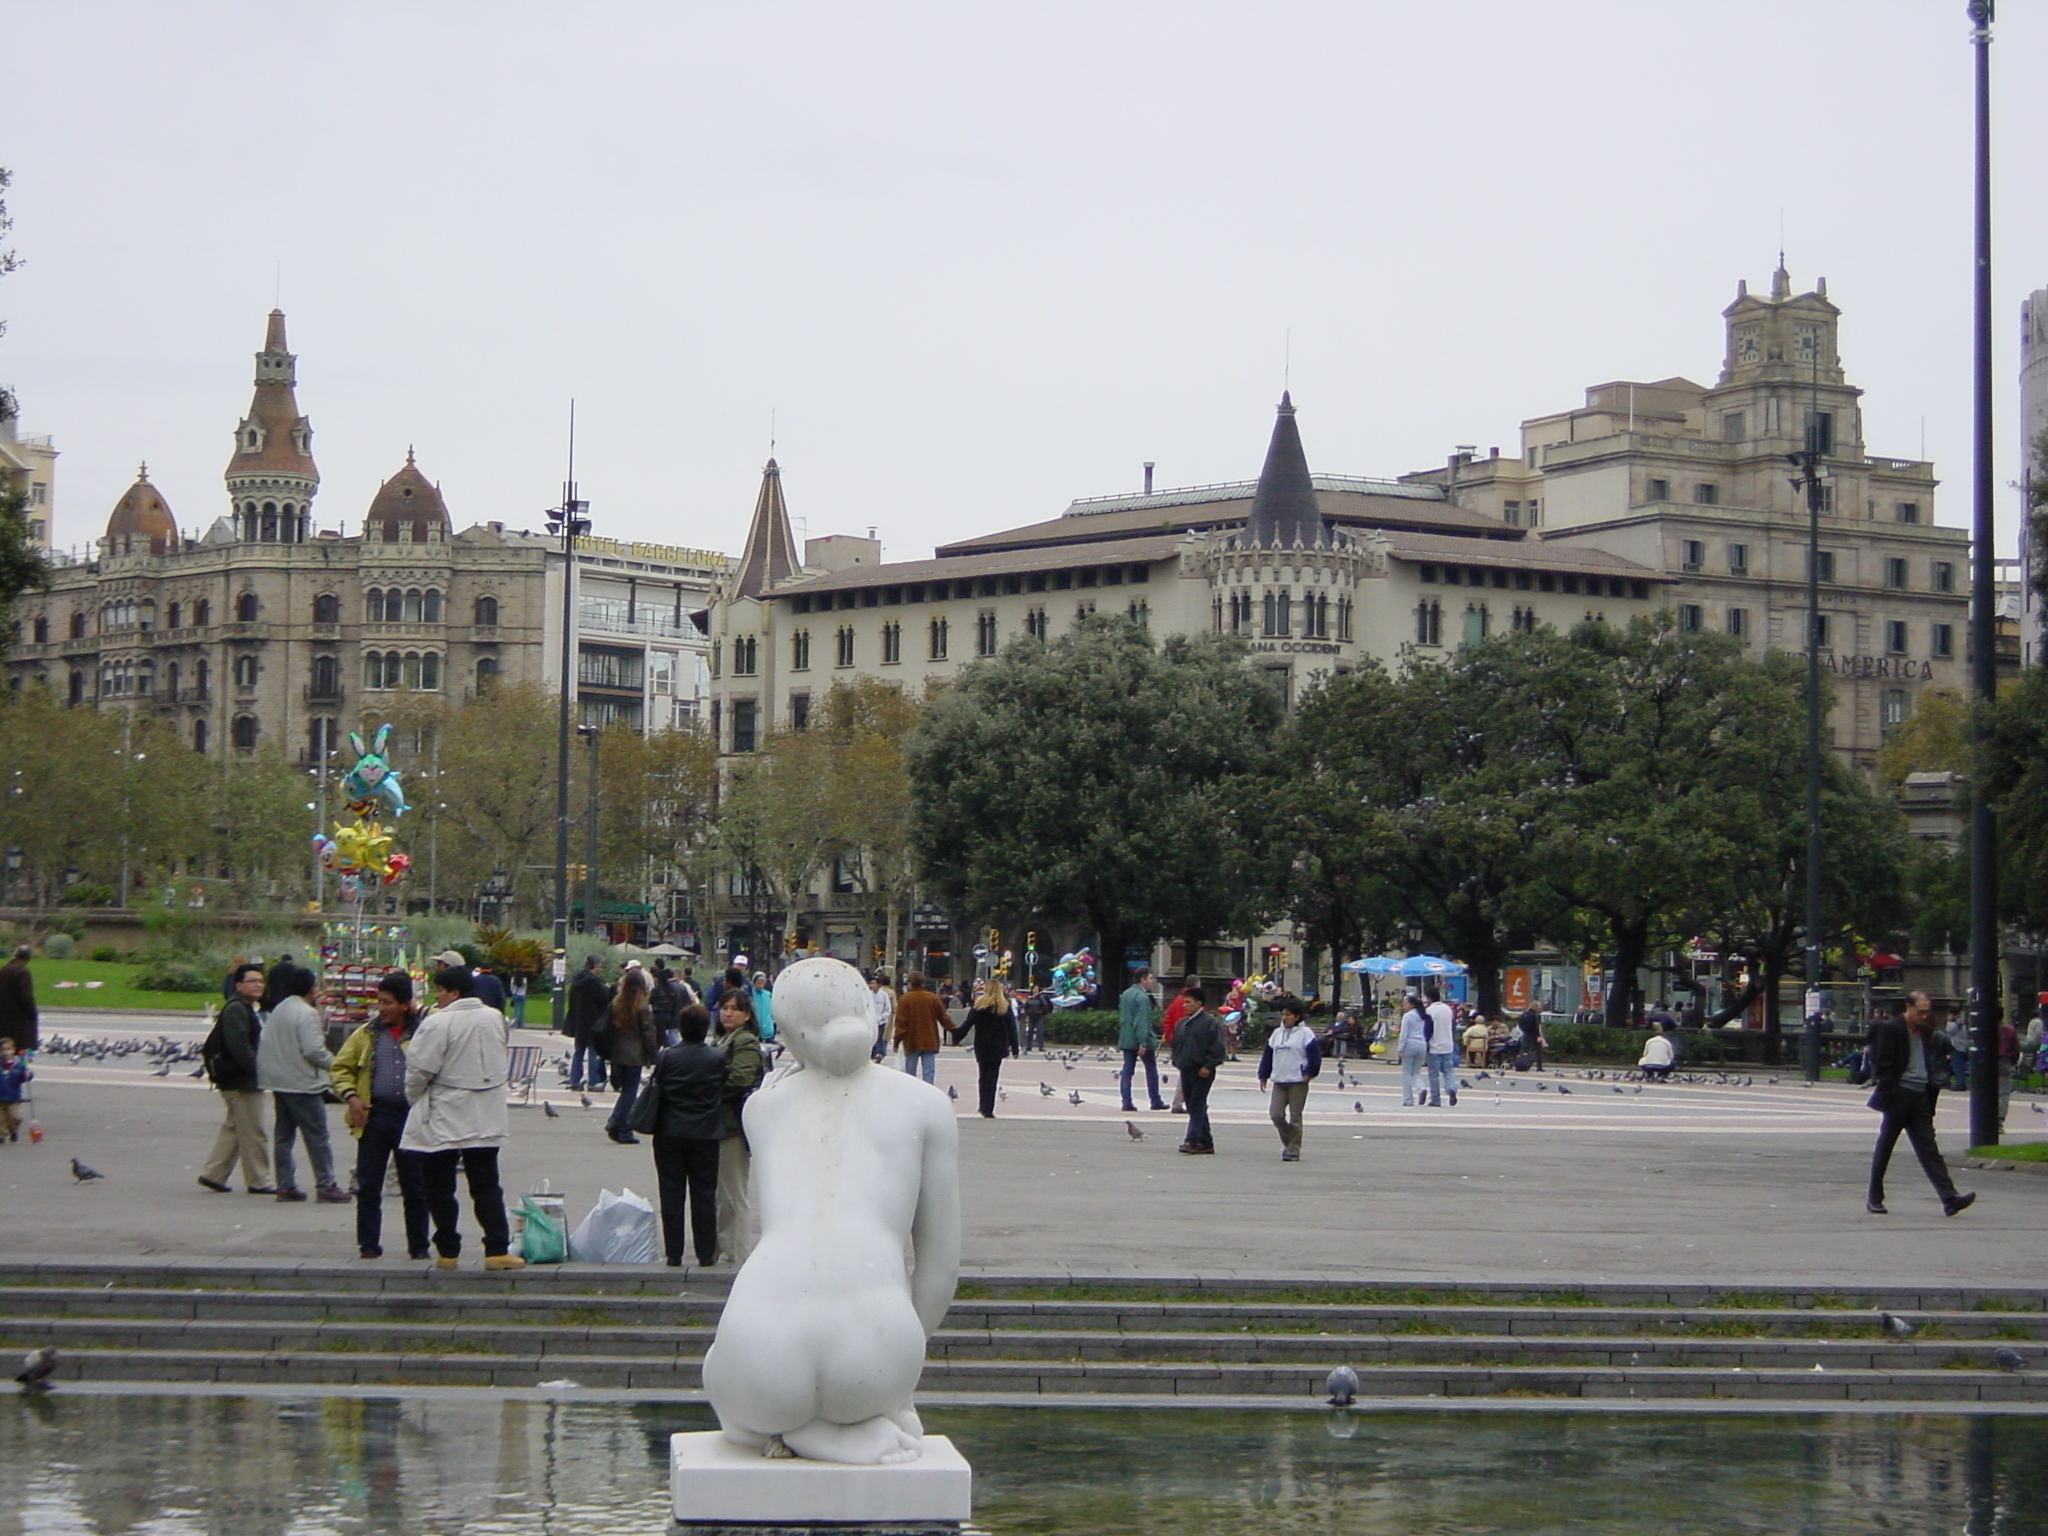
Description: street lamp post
546,419,590,1028
1966,0,2002,1147
579,723,601,943
1790,423,1829,1082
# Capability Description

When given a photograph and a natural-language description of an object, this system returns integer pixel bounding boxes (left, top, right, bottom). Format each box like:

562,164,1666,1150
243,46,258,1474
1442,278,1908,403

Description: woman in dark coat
645,1004,727,1267
603,967,660,1146
1866,991,1975,1216
950,978,1020,1118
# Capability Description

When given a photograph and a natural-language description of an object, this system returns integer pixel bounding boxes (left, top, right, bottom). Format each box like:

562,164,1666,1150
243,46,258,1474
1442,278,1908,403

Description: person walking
1116,967,1167,1113
508,973,528,1028
604,966,660,1145
713,989,765,1264
1866,992,1975,1218
1422,984,1459,1107
951,978,1020,1118
563,955,611,1092
1515,1002,1547,1071
1994,1004,2019,1132
645,1004,726,1267
1170,984,1226,1155
1258,996,1322,1162
891,973,947,1084
651,964,685,1047
258,962,349,1204
0,945,37,1054
1396,993,1429,1107
331,971,431,1260
404,965,523,1270
1161,975,1200,1113
868,970,897,1062
1020,984,1052,1054
0,1037,31,1143
197,964,274,1194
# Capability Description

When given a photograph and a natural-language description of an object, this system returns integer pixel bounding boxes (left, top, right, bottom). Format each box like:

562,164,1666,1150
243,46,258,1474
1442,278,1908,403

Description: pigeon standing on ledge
16,1347,56,1392
1324,1365,1359,1406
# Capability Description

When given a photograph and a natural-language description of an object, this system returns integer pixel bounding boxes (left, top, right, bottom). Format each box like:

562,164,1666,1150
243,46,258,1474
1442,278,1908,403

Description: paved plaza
6,1013,2043,1288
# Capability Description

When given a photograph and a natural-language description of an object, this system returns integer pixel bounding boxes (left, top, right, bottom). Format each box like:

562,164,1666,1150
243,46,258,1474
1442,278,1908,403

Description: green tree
597,719,718,927
1875,688,1971,788
907,617,1283,993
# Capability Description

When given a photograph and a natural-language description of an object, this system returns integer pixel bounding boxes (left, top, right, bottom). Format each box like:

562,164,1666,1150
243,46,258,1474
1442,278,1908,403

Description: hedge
1040,1007,1275,1052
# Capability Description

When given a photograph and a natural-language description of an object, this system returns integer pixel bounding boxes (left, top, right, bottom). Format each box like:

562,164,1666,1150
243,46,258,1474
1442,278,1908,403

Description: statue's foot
887,1405,924,1440
781,1415,922,1466
718,1422,775,1452
762,1435,794,1460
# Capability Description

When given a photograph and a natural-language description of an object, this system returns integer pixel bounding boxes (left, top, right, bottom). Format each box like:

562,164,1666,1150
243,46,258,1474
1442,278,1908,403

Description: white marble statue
701,955,961,1465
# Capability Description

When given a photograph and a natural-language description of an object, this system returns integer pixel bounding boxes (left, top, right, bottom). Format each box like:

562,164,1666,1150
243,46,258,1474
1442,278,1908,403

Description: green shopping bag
518,1195,568,1264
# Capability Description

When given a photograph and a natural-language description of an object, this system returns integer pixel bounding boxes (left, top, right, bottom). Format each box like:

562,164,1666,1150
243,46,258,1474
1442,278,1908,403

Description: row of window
730,601,1148,678
789,563,1151,616
1217,591,1354,641
1419,563,1652,601
29,591,504,644
1678,539,1956,592
1675,603,1957,658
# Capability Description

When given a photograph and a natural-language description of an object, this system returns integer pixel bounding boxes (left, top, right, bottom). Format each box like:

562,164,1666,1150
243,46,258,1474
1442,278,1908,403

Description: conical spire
731,458,800,598
1243,392,1324,548
225,309,318,485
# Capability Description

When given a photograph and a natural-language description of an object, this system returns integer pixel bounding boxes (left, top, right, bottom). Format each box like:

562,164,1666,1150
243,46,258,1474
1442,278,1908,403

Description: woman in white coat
402,965,524,1271
1396,993,1430,1107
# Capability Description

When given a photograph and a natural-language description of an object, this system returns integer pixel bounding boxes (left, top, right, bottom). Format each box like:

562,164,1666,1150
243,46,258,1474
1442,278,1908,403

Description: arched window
233,654,258,687
193,659,210,700
194,599,211,627
422,589,442,623
402,589,423,623
165,662,180,701
192,719,208,753
164,603,180,631
31,616,46,643
401,652,422,689
313,593,340,624
231,715,258,751
474,595,499,627
67,670,84,704
311,655,338,697
69,611,86,639
235,592,259,623
476,657,501,693
420,653,440,690
365,589,384,623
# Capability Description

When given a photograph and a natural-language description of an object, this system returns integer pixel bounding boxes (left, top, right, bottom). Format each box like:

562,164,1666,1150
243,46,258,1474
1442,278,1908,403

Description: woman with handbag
950,978,1020,1118
712,990,765,1265
636,1004,726,1267
603,967,660,1146
1865,992,1975,1217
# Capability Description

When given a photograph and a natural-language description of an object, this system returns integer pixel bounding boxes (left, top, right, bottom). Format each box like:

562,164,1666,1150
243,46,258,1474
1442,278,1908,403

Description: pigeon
1993,1347,2026,1373
70,1159,105,1183
998,1089,1008,1101
1324,1365,1359,1407
1474,1072,1490,1082
1612,1086,1625,1094
1880,1312,1918,1338
2032,1103,2044,1115
1352,1100,1364,1113
1068,1090,1084,1106
542,1100,560,1119
580,1094,593,1110
947,1084,959,1100
1460,1078,1473,1089
1039,1083,1054,1097
188,1066,207,1078
1063,1060,1074,1071
152,1061,172,1077
1126,1120,1144,1140
1557,1086,1573,1096
15,1347,57,1392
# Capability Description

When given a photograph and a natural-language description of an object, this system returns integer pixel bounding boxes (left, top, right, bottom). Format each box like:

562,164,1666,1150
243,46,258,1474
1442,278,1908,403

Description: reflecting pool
2,1397,2044,1535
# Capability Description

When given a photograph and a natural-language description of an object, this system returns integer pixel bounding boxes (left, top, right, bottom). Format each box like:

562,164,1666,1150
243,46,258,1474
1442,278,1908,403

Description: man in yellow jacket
330,970,431,1261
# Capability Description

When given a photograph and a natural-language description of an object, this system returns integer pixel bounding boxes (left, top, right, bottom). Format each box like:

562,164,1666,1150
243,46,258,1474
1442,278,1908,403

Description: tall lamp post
579,723,601,945
1966,0,2002,1148
545,434,590,1027
1790,419,1829,1081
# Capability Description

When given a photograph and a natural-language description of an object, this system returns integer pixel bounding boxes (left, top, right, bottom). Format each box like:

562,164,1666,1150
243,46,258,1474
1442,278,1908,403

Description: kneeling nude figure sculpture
702,955,960,1465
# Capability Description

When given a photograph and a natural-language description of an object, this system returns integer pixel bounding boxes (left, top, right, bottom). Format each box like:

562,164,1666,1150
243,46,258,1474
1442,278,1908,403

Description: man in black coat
0,946,38,1053
1170,986,1227,1155
564,956,612,1091
645,1005,728,1266
1865,993,1975,1217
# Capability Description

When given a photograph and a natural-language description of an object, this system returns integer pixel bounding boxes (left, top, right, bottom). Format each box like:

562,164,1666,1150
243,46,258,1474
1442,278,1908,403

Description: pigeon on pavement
152,1061,172,1078
1880,1312,1918,1338
1557,1086,1573,1095
1993,1347,2026,1373
580,1094,592,1110
947,1084,959,1100
15,1347,57,1392
1039,1082,1054,1097
1324,1365,1359,1406
70,1159,105,1182
542,1101,560,1119
1068,1090,1084,1106
1126,1121,1144,1140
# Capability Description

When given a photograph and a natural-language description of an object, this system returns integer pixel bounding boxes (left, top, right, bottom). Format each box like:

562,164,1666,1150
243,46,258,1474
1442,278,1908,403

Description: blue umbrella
1342,954,1468,977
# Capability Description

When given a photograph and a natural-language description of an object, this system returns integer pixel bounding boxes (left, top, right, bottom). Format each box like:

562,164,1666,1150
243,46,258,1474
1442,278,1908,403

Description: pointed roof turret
1243,392,1325,548
731,457,800,597
225,308,318,486
104,463,179,555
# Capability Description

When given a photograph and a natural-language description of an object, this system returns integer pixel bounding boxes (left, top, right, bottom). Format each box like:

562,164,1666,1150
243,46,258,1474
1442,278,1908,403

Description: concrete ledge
671,1432,970,1526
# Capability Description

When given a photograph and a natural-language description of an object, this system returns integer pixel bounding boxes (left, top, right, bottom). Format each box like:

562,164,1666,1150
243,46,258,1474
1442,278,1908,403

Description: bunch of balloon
312,726,410,944
1047,949,1097,1009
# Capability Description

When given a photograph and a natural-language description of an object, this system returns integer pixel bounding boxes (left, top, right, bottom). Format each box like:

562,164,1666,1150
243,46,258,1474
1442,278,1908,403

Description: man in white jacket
255,963,348,1203
1422,983,1460,1107
402,965,524,1271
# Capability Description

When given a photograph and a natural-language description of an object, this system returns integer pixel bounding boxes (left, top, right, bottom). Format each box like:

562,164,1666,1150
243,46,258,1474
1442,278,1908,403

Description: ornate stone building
3,312,725,763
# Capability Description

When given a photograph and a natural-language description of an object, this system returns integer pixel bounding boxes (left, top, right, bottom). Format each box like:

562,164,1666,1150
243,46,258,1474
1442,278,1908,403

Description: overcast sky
7,1,2046,563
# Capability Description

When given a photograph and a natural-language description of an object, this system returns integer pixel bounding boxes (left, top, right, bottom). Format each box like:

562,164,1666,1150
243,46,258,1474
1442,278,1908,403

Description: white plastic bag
568,1186,659,1264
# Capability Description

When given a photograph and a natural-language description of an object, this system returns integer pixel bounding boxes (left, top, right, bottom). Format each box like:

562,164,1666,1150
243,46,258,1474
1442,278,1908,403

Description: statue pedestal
670,1432,971,1533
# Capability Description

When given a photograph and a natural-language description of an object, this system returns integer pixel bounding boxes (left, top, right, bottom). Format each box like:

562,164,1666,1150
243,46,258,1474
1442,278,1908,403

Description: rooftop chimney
1143,462,1155,495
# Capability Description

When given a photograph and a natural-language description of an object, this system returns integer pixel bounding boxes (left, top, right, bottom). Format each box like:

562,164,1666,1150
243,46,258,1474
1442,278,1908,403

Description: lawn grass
1967,1141,2048,1163
30,958,216,1016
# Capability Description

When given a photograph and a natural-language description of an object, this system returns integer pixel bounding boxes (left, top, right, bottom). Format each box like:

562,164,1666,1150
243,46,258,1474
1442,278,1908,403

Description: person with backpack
197,964,274,1195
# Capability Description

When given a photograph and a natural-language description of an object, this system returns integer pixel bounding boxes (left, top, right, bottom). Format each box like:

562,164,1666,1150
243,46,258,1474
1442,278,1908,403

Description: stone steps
2,1263,2042,1404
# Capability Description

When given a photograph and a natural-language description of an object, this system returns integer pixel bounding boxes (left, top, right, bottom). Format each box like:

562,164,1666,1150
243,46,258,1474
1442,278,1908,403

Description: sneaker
316,1186,353,1205
1280,1149,1299,1162
434,1256,459,1271
482,1253,526,1272
275,1187,308,1203
1448,1091,1458,1106
1944,1192,1977,1217
197,1177,231,1194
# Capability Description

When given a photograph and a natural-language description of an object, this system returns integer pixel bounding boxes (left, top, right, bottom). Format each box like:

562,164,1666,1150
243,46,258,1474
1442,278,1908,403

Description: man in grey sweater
257,963,348,1203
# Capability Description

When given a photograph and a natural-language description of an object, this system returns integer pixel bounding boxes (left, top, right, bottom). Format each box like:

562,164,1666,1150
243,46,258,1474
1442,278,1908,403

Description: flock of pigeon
37,1033,206,1073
